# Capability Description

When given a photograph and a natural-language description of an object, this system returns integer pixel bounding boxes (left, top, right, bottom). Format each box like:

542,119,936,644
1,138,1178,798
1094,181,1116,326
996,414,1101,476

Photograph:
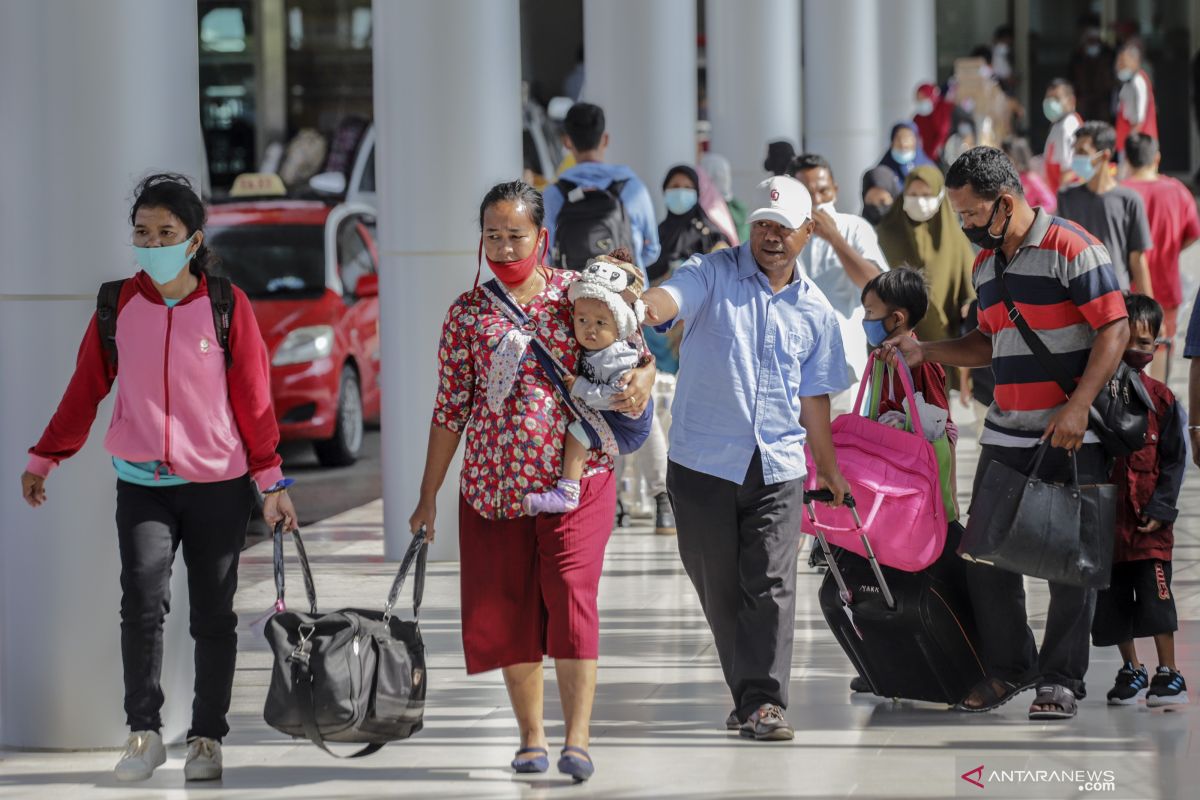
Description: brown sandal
955,677,1024,713
1028,685,1077,720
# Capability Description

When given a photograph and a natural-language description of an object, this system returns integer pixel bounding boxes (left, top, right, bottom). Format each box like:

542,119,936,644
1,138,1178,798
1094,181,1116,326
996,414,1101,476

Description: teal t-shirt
112,296,190,487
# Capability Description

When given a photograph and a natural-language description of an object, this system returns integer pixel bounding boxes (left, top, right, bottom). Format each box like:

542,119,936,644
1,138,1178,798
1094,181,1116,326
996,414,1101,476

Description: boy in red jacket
1092,294,1188,707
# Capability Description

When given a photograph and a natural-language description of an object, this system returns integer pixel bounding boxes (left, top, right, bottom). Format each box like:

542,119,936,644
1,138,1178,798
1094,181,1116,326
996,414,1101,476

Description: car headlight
272,325,334,366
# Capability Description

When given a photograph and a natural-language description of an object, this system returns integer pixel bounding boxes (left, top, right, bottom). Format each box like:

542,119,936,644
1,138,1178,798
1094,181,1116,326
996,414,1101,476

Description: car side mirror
355,273,379,298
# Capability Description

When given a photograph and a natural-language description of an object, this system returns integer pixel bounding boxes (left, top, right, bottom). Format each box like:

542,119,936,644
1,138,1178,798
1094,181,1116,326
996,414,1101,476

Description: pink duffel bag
801,353,947,571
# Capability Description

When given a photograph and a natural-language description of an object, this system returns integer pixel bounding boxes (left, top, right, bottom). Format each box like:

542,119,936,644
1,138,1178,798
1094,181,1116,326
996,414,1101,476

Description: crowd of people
15,50,1200,787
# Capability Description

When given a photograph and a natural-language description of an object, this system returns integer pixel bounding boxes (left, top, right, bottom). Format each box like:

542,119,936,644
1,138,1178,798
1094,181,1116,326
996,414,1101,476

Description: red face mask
1122,349,1154,371
475,229,548,289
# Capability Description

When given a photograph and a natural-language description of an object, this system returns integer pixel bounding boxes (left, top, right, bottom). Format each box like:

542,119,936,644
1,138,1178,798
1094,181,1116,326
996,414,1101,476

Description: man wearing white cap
640,176,852,741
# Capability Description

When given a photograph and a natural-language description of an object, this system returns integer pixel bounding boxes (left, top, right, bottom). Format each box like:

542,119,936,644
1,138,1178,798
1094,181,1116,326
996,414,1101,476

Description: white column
374,0,523,562
706,0,803,204
583,0,697,217
876,0,936,141
0,0,201,748
803,0,883,211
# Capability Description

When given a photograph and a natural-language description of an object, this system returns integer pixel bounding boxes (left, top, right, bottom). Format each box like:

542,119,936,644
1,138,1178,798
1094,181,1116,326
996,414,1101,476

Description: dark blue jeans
116,476,253,740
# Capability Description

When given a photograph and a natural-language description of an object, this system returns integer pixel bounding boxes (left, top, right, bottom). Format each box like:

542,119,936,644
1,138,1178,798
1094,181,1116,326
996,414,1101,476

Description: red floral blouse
433,270,613,520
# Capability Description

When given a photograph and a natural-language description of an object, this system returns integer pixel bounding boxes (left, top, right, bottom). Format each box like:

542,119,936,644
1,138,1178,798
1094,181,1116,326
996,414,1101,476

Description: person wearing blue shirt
544,102,661,275
640,176,852,742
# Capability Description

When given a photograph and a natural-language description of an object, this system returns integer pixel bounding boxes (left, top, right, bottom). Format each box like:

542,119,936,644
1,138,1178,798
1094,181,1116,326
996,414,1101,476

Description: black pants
667,451,806,720
966,444,1108,698
116,476,254,740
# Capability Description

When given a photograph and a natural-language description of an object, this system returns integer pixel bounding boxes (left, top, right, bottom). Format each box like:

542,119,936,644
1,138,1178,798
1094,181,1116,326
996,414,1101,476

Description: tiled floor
1,400,1197,798
4,265,1200,797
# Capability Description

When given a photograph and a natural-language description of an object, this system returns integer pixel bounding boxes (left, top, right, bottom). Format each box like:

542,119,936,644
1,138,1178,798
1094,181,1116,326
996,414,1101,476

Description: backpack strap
606,178,629,200
96,279,126,371
207,276,235,369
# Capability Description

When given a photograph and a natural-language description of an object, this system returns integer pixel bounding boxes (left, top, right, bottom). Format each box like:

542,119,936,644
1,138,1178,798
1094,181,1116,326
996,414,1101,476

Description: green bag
867,361,957,522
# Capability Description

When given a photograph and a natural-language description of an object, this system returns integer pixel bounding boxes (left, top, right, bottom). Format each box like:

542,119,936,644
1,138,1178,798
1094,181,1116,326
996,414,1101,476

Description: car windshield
207,224,325,299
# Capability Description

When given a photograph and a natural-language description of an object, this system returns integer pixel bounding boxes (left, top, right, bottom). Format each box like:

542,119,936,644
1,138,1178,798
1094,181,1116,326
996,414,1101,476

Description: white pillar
706,0,803,204
877,0,936,142
803,0,883,211
374,0,523,562
0,0,201,748
583,0,698,217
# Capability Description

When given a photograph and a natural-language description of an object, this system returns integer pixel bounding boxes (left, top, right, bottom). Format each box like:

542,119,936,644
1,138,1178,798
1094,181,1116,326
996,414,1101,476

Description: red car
206,199,381,466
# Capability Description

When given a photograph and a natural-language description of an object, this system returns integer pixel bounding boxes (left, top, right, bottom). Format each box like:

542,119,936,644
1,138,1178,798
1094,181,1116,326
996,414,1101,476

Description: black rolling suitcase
804,490,985,705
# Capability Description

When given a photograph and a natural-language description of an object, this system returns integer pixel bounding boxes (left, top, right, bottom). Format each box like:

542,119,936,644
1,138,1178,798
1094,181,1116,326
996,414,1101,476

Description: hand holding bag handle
273,522,318,614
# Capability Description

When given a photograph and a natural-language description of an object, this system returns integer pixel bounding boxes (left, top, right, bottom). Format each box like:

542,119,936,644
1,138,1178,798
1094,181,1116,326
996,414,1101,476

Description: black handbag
959,441,1117,588
994,264,1151,457
263,524,428,757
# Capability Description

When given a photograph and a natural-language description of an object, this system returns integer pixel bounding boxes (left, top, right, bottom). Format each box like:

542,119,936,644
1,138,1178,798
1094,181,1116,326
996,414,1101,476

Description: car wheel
314,367,364,467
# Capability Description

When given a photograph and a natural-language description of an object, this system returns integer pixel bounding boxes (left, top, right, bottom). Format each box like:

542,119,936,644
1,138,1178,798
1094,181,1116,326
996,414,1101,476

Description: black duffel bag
959,441,1117,588
263,524,428,757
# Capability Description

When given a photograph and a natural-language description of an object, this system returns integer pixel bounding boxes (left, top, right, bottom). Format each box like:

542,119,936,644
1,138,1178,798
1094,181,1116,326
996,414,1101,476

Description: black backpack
97,276,235,370
552,178,635,269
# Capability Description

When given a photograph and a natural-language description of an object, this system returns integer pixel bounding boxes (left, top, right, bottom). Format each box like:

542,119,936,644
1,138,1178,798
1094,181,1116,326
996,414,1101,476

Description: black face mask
862,202,891,226
962,197,1012,250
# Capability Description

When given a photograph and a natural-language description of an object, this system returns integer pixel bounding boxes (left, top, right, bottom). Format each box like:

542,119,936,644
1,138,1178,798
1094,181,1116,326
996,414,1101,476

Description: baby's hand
563,374,577,391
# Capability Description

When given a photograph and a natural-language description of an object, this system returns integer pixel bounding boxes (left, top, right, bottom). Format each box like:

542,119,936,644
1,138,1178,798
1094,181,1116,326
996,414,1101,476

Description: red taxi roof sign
229,173,288,198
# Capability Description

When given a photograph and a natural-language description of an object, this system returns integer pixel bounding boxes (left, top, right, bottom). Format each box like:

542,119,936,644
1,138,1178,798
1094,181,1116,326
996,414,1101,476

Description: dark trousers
667,451,806,720
116,476,254,740
966,444,1108,698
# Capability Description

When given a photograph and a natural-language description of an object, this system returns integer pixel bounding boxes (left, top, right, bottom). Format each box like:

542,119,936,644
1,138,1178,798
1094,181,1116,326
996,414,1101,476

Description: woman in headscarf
699,151,748,243
648,165,731,282
860,165,903,227
913,82,955,162
875,165,976,350
876,121,937,184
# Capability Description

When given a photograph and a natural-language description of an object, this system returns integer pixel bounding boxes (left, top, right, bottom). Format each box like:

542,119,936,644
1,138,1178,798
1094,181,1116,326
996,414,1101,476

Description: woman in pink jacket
18,174,295,784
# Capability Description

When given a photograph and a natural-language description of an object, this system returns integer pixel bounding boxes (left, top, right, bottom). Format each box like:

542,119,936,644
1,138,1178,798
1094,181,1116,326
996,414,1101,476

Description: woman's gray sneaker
184,737,223,781
114,731,166,782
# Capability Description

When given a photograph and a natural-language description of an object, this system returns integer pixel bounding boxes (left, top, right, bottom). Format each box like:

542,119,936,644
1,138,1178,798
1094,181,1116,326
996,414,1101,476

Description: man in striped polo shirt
885,147,1129,721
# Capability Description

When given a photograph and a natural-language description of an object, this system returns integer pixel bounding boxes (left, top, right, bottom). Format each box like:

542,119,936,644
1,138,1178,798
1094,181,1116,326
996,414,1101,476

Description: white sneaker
114,730,166,782
184,736,223,781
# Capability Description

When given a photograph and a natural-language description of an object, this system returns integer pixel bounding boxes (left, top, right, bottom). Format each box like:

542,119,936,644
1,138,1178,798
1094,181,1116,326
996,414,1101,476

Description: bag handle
272,522,318,615
855,351,924,434
1024,439,1080,491
802,490,896,612
383,530,428,624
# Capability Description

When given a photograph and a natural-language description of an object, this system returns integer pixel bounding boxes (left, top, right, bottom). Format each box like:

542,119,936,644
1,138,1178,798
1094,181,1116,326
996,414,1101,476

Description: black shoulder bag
263,525,427,757
994,266,1151,457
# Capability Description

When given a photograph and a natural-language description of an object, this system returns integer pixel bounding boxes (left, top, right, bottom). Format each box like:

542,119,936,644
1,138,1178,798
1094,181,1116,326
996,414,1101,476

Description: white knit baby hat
567,256,646,340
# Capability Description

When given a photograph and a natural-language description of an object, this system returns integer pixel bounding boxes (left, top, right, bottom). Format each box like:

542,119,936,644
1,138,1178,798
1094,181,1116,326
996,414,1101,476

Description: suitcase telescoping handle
802,490,896,612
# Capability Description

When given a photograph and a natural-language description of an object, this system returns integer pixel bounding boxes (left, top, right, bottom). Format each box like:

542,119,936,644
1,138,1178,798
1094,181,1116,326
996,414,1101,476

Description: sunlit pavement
4,252,1200,798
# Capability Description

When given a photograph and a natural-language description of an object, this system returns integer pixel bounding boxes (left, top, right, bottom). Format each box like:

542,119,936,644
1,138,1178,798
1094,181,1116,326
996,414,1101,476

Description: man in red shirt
1122,133,1200,380
1115,44,1158,157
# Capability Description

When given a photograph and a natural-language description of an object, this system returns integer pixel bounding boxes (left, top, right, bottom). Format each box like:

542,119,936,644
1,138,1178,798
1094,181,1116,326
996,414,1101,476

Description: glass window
208,225,326,298
337,217,375,298
360,147,375,193
200,6,247,53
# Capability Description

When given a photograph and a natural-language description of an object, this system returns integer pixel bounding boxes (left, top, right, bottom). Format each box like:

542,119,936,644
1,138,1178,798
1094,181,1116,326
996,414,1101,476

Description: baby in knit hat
523,250,646,515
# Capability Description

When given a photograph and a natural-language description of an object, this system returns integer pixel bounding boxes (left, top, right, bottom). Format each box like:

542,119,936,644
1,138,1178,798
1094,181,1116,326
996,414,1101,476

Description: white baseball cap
748,176,813,229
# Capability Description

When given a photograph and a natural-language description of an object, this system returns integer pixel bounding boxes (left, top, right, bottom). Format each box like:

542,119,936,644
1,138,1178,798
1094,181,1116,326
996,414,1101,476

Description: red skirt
458,470,615,674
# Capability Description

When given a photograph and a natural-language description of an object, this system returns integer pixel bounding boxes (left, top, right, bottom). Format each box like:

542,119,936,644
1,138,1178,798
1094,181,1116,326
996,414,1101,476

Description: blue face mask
862,317,893,348
1071,154,1098,182
890,148,916,166
664,187,698,216
134,235,194,285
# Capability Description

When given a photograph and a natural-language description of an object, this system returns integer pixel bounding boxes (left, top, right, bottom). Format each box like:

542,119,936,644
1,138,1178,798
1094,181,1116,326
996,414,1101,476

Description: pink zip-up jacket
26,272,284,492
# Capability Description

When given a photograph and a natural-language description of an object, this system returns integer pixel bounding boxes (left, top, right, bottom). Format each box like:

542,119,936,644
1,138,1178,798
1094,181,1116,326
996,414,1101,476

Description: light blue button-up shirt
661,243,851,486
